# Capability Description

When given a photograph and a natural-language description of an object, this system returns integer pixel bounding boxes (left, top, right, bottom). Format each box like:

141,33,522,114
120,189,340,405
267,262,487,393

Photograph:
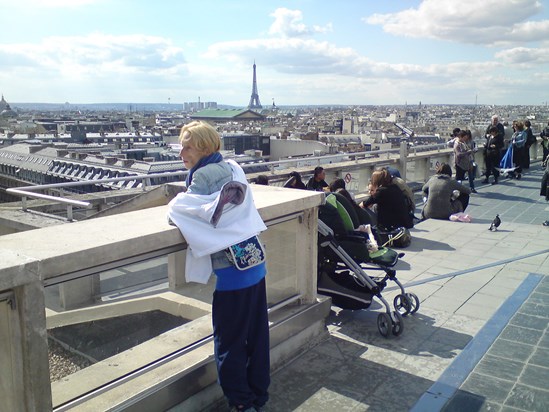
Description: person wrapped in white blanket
167,121,270,412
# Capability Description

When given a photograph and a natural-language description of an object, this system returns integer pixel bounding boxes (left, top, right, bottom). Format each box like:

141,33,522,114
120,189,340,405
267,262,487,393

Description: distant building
190,109,264,122
0,142,182,202
0,95,17,119
221,133,270,156
183,101,217,112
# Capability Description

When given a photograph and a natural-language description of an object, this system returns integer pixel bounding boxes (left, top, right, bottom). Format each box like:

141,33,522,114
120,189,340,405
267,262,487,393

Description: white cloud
495,46,549,65
0,33,187,77
269,8,332,38
365,0,548,45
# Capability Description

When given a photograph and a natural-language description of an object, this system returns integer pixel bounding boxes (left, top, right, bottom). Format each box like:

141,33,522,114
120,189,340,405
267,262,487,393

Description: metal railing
5,143,450,221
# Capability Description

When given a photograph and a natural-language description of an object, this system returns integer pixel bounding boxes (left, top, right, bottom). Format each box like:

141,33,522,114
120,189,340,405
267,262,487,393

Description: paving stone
519,302,549,318
529,347,549,368
487,339,536,362
473,354,524,383
505,384,549,411
461,372,515,403
499,325,544,346
509,312,549,331
519,364,549,391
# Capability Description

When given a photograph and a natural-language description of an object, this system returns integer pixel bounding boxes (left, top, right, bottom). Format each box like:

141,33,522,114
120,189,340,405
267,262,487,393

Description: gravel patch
48,339,93,382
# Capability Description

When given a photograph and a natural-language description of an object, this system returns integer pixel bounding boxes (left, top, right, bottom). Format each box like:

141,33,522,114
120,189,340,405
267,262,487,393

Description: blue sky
1,0,548,106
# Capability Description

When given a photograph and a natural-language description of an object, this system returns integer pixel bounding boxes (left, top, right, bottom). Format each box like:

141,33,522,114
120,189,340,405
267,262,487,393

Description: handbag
376,227,411,248
225,235,266,270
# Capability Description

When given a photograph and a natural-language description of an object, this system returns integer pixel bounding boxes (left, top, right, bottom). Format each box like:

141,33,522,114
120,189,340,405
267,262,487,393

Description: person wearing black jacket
482,125,504,185
523,120,536,169
306,166,329,191
361,168,413,230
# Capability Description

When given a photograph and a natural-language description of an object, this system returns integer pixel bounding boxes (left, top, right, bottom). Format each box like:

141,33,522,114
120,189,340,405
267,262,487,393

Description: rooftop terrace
213,164,548,412
0,145,547,411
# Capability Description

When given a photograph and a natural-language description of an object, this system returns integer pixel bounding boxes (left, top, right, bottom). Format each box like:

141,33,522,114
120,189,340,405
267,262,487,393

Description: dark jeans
543,146,549,163
484,152,500,180
512,146,525,175
455,165,467,182
458,193,470,211
213,278,270,410
467,166,476,189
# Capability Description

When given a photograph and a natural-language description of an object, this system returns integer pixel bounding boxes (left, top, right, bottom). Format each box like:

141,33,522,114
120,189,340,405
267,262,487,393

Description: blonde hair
179,121,221,155
370,168,392,189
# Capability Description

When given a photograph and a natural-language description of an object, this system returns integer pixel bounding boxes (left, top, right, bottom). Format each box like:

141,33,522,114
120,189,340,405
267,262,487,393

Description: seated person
255,175,269,185
422,163,471,220
306,166,329,191
329,178,346,193
361,168,414,230
389,172,416,221
283,171,306,189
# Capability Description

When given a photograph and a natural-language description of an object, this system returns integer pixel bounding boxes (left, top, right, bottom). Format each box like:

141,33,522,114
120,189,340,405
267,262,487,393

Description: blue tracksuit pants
212,278,270,409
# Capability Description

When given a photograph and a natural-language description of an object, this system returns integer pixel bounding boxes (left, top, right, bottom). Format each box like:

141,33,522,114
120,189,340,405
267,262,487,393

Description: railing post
67,205,73,221
399,139,408,181
296,208,318,304
21,196,27,212
168,250,187,290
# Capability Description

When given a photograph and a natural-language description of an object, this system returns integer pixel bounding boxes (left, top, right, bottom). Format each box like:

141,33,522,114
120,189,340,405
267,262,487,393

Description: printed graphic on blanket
226,236,266,270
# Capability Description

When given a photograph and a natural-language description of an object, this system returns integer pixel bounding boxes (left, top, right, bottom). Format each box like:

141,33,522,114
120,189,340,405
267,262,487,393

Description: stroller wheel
377,313,392,338
391,311,404,336
405,292,420,314
393,294,412,316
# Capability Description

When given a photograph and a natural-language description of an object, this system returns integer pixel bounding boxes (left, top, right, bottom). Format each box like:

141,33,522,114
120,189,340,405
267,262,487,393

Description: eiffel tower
247,61,262,109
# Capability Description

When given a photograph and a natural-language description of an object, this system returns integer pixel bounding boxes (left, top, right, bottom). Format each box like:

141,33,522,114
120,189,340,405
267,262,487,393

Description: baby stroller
317,193,420,337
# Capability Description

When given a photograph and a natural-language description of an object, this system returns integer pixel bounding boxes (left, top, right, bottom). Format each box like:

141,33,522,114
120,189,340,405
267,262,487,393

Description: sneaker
517,174,521,179
491,181,497,185
481,179,489,184
471,189,478,193
543,220,549,227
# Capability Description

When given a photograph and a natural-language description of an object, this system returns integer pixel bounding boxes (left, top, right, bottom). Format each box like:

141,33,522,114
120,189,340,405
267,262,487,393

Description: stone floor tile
519,364,549,391
499,324,544,345
474,354,525,382
486,339,534,362
529,347,549,368
509,312,549,331
461,372,515,404
519,302,549,318
505,384,549,411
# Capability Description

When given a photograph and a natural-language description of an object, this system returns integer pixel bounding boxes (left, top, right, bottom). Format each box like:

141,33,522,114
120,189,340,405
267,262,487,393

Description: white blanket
167,159,267,283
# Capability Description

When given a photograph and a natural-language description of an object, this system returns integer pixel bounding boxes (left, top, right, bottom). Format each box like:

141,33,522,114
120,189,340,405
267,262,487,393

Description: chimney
78,153,87,160
28,145,42,154
56,149,69,157
104,157,118,165
122,159,135,168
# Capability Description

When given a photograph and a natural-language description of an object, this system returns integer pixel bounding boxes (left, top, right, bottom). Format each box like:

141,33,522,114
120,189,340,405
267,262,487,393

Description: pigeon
489,214,501,231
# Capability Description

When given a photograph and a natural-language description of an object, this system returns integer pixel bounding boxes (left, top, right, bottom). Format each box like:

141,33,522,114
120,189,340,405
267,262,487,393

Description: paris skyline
1,0,548,107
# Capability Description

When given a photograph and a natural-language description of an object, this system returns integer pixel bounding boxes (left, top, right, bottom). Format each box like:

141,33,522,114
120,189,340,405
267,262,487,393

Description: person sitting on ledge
255,175,269,185
421,163,471,220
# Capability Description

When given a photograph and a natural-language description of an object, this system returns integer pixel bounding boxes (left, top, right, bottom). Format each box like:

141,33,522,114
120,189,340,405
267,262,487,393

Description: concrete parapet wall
0,186,325,411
